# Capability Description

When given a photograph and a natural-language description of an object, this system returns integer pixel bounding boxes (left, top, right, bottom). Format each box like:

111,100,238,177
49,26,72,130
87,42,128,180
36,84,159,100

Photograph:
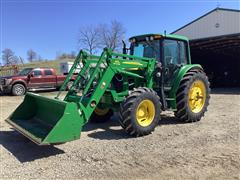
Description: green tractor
6,34,210,145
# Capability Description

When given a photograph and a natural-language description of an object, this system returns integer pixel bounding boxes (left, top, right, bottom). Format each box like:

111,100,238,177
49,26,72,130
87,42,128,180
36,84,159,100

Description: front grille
0,78,5,85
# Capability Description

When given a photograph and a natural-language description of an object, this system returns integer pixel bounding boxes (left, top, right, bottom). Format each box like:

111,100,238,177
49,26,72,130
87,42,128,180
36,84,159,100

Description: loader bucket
6,93,85,145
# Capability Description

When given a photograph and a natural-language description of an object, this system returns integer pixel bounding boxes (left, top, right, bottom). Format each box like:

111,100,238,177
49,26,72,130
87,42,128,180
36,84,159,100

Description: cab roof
129,33,189,42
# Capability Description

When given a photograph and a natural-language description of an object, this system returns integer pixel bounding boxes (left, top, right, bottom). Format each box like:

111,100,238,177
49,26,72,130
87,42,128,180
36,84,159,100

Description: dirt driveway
0,89,239,179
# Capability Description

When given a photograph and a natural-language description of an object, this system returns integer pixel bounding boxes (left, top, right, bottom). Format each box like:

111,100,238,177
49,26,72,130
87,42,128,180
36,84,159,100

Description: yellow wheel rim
188,80,206,113
94,107,109,116
136,100,155,127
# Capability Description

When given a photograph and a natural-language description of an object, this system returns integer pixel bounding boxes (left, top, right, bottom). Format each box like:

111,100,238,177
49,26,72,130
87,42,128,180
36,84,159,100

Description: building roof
129,33,189,42
172,8,240,34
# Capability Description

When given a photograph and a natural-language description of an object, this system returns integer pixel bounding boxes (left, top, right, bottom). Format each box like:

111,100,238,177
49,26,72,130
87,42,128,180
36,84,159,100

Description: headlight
5,78,12,85
0,78,5,85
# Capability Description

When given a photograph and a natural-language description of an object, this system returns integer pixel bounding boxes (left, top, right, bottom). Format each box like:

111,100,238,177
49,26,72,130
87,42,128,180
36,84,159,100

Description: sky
1,0,239,63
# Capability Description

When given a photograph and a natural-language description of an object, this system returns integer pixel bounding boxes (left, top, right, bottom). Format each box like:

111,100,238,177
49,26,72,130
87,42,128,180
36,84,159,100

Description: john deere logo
122,62,143,66
113,60,121,65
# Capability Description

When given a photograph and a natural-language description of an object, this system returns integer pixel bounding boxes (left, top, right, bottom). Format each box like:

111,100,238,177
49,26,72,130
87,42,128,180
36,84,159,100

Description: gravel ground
0,89,240,180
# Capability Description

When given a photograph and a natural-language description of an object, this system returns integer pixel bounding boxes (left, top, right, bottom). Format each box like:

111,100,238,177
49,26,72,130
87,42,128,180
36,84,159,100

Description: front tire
119,87,161,137
12,84,26,96
90,107,113,123
174,69,210,122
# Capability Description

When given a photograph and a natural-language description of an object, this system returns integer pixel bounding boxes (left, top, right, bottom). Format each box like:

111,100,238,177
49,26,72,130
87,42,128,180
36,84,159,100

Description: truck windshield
17,68,33,76
131,40,160,61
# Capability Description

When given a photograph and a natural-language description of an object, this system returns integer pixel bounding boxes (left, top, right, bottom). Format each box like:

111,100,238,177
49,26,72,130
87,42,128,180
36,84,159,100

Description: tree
56,51,75,60
57,53,70,60
27,49,37,62
78,21,126,54
38,55,43,61
58,53,68,60
99,20,125,52
78,25,100,54
19,56,24,64
2,48,15,65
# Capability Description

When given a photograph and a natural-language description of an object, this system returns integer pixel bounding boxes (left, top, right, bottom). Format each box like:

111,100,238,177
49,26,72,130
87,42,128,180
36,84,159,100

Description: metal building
172,8,240,87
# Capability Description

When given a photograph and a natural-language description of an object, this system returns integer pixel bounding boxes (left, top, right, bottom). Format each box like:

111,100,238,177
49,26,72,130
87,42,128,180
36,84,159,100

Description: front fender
11,79,28,88
168,64,203,110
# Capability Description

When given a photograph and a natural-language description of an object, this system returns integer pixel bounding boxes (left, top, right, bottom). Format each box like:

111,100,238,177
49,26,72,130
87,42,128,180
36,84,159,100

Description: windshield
131,40,160,61
17,68,33,76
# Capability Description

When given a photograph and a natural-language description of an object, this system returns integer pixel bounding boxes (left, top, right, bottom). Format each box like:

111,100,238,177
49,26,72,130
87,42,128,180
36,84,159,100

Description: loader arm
6,48,156,145
58,48,156,122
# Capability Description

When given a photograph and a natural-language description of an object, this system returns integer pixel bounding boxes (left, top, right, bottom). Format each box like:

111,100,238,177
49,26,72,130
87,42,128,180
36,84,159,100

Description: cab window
163,39,188,65
44,69,53,76
132,40,160,61
163,40,178,65
33,70,42,76
179,41,187,64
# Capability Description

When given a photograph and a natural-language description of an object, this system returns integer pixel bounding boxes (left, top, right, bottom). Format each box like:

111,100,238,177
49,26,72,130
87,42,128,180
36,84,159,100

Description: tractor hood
1,75,21,79
1,74,27,80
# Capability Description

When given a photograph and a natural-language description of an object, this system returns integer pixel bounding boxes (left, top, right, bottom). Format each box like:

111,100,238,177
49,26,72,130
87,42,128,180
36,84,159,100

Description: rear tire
174,69,210,122
12,84,26,96
119,87,161,137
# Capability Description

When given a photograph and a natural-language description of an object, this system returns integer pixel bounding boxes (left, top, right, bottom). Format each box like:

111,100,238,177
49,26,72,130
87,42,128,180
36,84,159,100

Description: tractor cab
128,34,191,87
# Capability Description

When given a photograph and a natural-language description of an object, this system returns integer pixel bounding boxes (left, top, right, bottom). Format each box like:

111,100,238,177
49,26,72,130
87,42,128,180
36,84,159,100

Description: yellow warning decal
113,60,121,65
122,61,143,66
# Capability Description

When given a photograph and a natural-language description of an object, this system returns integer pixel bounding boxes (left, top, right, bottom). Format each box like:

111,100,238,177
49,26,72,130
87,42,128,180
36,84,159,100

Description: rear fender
168,64,203,110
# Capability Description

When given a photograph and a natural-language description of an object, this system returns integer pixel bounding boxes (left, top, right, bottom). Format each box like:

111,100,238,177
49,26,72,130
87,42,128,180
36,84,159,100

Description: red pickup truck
0,67,74,96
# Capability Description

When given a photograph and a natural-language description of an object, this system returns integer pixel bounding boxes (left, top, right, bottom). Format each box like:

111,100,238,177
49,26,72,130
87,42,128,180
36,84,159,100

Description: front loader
6,34,210,145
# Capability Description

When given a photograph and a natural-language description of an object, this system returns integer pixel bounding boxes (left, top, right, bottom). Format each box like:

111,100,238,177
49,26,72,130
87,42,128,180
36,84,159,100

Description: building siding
173,9,240,40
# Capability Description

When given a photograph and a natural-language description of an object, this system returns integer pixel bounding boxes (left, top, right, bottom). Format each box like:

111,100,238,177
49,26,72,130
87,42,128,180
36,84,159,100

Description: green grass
0,59,74,76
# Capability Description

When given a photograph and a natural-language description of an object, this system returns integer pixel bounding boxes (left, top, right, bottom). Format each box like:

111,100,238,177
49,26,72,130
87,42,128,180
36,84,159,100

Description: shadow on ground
0,130,64,163
84,113,184,140
83,115,130,140
159,114,186,125
1,114,185,162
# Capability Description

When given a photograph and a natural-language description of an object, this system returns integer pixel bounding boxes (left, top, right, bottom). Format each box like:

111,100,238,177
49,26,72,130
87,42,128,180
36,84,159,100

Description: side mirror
28,73,34,78
122,40,127,55
129,43,134,55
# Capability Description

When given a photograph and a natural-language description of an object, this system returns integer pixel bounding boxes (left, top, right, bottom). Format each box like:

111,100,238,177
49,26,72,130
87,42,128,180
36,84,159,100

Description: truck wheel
119,87,161,137
12,84,26,96
174,69,210,122
90,107,113,123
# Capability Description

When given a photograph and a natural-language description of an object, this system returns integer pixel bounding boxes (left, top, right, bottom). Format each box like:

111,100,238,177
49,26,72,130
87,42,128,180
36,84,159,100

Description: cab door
162,39,188,89
28,69,43,89
41,69,56,88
